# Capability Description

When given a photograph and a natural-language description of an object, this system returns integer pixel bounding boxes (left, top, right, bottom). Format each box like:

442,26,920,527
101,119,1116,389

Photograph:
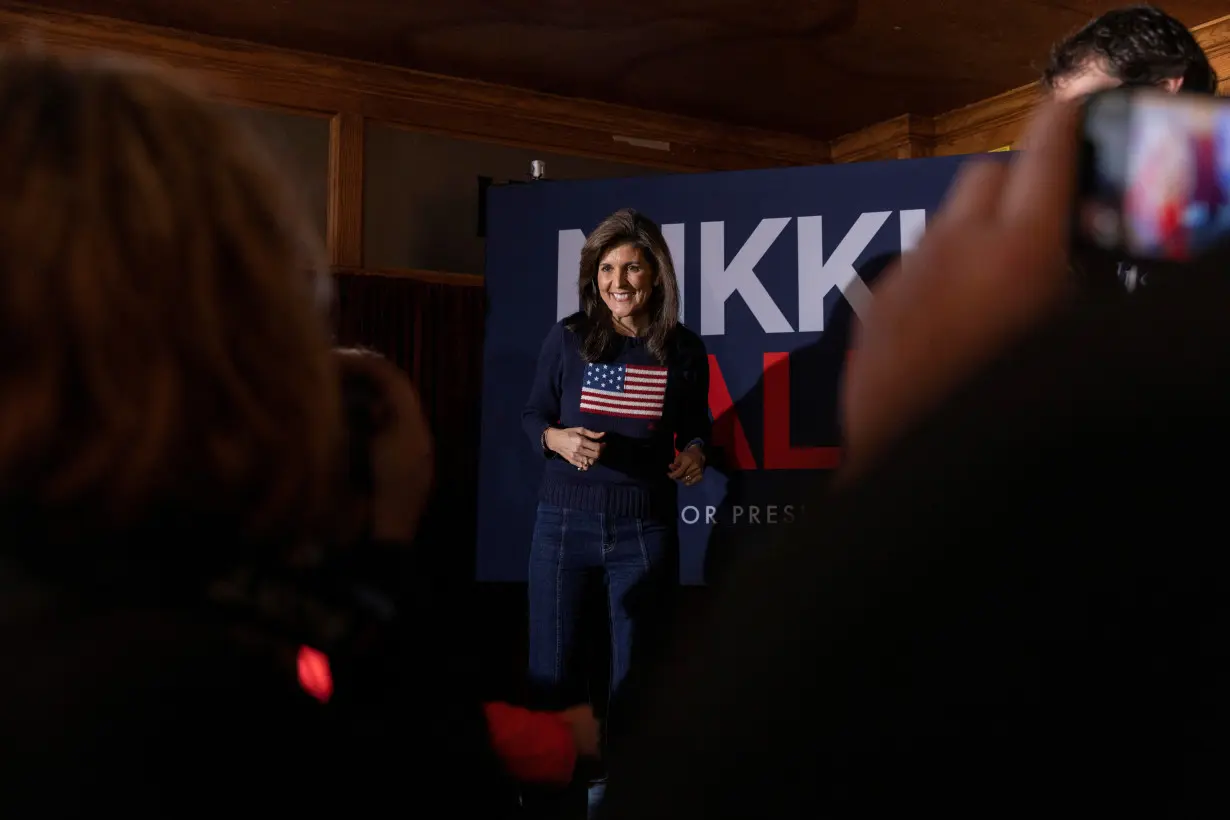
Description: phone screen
1079,89,1230,262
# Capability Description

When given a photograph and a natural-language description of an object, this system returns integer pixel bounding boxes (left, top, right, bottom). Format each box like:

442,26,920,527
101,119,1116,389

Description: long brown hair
567,208,680,364
0,50,338,564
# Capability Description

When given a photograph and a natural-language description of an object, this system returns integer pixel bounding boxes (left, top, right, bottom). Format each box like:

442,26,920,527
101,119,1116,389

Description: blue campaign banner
477,154,975,584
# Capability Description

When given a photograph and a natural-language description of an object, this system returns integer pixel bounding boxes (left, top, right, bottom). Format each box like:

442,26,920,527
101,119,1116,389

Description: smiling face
597,243,655,331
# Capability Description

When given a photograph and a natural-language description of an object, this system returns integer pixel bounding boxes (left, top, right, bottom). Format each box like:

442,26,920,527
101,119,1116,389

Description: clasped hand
546,427,605,470
546,427,705,486
668,447,705,486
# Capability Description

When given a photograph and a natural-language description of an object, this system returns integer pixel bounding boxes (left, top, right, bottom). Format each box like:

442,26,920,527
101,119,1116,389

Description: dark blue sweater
522,317,711,520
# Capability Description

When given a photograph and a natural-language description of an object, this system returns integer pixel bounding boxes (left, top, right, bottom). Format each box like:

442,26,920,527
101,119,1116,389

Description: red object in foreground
297,645,334,704
483,702,577,785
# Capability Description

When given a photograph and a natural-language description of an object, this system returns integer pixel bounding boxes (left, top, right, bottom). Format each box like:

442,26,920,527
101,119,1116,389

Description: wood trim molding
327,113,365,268
829,114,936,163
833,13,1230,162
0,3,1225,183
332,266,484,287
0,4,830,172
931,84,1041,157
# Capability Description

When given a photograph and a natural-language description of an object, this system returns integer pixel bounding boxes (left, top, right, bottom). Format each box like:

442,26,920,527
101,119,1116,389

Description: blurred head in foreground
334,347,434,550
0,49,339,577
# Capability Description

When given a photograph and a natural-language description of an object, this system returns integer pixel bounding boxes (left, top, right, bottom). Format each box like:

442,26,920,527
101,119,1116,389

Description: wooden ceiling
8,0,1230,139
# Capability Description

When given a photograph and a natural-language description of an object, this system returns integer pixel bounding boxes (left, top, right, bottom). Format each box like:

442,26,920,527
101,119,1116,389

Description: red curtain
332,272,486,581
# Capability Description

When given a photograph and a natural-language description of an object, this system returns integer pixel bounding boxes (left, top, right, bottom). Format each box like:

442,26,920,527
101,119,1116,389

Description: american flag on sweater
579,362,668,420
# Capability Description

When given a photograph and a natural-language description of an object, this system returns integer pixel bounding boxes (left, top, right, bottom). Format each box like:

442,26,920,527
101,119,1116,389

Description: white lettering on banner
796,209,926,331
796,212,890,332
555,226,686,321
731,505,799,524
557,229,585,321
699,218,794,336
557,210,929,331
678,505,801,525
900,208,927,253
680,505,718,525
661,222,685,322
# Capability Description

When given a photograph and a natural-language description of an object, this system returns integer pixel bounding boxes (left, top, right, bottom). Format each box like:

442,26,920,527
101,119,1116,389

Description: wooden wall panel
930,85,1041,158
327,113,365,268
332,266,483,286
833,13,1230,162
4,2,1230,276
829,114,935,163
0,5,830,172
6,3,1229,171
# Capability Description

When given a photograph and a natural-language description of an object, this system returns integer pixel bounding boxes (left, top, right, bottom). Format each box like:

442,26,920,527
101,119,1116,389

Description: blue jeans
526,502,679,726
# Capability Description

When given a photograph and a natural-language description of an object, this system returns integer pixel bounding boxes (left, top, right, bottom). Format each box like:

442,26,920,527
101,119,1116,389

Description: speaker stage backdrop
478,155,975,584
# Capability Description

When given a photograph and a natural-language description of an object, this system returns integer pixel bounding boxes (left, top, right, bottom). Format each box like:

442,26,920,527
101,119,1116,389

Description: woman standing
521,208,710,806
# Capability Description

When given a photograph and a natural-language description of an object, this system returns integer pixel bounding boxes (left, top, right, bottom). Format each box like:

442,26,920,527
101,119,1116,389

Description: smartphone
1075,87,1230,266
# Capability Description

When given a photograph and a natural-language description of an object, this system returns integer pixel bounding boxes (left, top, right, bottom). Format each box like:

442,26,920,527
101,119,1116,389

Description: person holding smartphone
599,92,1230,820
1042,4,1218,293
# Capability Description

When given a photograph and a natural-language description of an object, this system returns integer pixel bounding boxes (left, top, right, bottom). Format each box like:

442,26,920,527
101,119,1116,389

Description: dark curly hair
1042,5,1217,94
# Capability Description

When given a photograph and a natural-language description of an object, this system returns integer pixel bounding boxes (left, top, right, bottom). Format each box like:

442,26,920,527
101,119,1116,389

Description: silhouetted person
703,252,898,587
0,50,512,816
600,96,1227,818
1043,4,1218,294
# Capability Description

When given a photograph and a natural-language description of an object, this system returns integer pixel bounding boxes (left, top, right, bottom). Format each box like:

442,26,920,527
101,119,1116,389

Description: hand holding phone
1075,87,1230,273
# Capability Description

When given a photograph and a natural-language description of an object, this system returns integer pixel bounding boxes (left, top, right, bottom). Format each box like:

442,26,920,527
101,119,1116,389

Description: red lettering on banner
762,352,842,470
707,354,758,470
